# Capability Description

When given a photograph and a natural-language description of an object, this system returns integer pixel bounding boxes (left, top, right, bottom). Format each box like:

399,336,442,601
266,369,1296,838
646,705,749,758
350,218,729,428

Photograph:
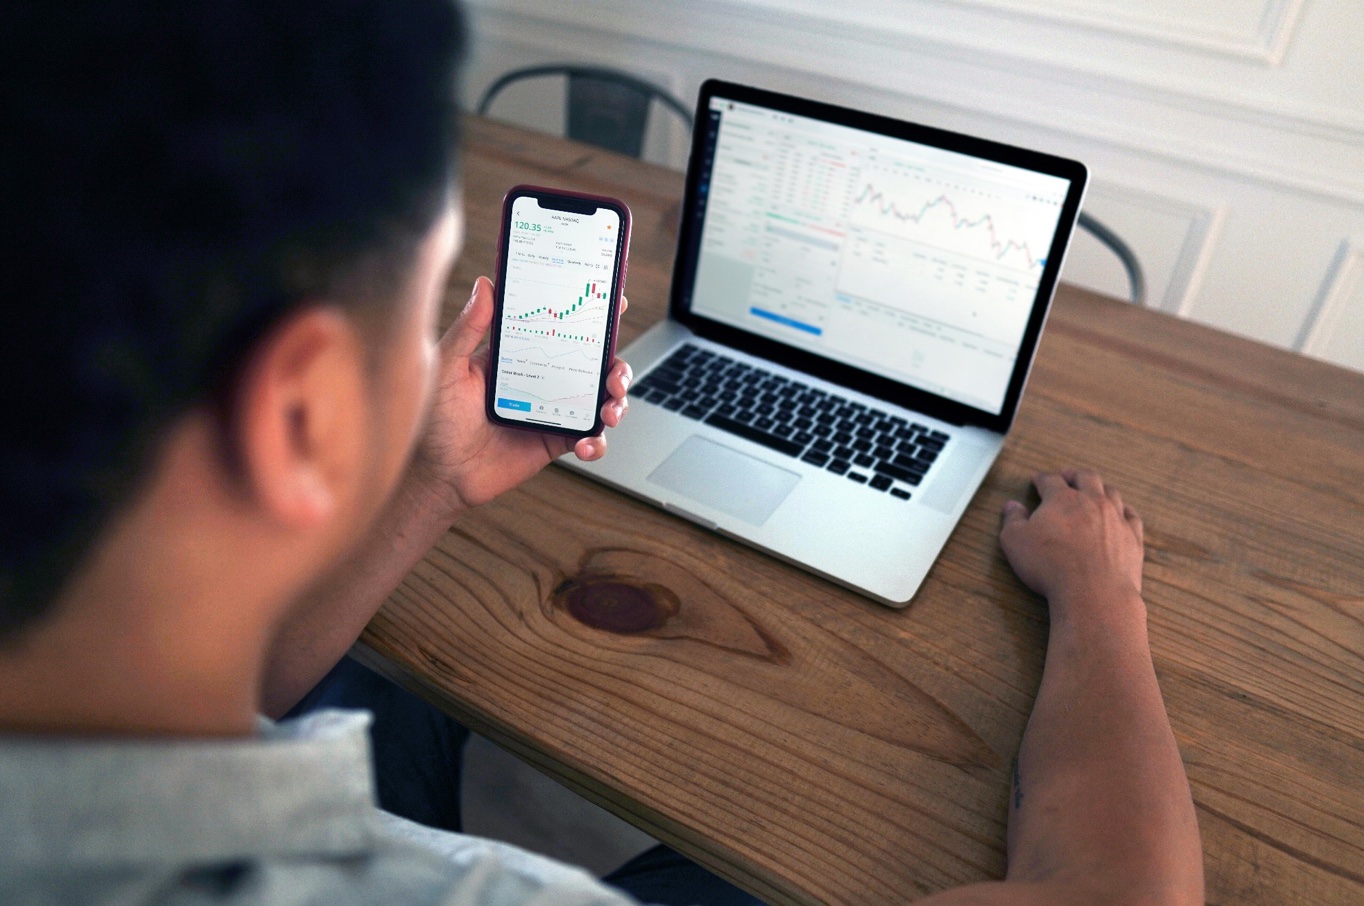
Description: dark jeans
287,655,764,906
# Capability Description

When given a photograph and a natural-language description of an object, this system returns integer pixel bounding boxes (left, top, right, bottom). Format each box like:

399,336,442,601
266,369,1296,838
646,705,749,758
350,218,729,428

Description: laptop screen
674,82,1087,429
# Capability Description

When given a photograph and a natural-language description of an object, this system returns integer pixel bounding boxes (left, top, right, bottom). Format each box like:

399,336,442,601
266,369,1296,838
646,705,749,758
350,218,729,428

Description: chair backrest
1076,212,1146,305
476,64,694,160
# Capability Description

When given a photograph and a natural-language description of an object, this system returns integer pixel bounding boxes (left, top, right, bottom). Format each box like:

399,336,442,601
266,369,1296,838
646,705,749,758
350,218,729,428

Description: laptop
562,80,1087,606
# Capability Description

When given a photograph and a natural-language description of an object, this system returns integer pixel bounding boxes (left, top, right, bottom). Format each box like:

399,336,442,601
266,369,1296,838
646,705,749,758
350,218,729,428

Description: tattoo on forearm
1012,756,1023,811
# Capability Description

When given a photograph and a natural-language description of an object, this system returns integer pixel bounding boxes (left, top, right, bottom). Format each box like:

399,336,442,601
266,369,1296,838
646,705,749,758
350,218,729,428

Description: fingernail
620,374,630,392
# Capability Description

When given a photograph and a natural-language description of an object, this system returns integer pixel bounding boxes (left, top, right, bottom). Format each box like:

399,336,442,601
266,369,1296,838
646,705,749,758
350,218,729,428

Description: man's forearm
1005,589,1203,904
260,474,460,718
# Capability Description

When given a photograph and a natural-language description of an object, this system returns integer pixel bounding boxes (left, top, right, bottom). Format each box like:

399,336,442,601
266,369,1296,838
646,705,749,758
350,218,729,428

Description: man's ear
230,306,370,530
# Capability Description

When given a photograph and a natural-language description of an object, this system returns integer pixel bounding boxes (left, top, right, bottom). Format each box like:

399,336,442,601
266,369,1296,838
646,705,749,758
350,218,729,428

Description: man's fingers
574,434,607,461
443,276,495,359
1033,472,1070,499
1107,485,1125,514
1125,506,1144,545
604,358,633,400
1071,468,1105,495
600,394,627,428
621,295,629,315
1002,499,1030,528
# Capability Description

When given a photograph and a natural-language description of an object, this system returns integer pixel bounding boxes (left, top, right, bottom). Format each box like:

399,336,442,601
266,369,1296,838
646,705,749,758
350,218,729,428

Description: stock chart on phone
494,195,621,433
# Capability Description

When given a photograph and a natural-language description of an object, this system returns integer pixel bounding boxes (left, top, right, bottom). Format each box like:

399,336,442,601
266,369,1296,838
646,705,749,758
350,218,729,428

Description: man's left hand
408,275,631,519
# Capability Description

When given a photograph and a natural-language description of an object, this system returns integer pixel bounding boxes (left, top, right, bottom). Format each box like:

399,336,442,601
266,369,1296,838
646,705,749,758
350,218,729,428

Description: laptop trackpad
648,436,799,526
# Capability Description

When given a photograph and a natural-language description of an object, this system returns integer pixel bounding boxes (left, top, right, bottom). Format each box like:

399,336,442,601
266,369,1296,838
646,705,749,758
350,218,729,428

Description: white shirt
0,709,637,906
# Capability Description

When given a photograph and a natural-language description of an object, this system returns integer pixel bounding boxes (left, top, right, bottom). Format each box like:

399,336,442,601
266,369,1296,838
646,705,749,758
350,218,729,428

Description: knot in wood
555,577,679,634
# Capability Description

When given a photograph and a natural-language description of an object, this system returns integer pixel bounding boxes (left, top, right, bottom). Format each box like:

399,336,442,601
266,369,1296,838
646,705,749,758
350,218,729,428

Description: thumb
443,275,495,359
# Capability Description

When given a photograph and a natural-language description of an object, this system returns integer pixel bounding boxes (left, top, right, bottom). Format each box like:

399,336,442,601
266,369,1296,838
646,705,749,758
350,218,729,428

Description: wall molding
918,0,1305,65
474,0,1362,137
1064,181,1224,314
470,2,1364,206
1299,238,1364,357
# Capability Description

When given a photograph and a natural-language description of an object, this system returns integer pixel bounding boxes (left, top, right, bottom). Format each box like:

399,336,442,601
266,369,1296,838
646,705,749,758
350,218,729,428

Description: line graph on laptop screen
688,97,1073,415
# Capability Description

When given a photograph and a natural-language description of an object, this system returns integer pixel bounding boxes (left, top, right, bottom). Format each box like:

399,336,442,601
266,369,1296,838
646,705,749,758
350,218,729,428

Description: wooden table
358,118,1364,906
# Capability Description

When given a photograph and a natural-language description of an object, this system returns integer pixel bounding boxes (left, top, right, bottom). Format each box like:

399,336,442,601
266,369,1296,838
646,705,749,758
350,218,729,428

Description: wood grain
359,117,1364,905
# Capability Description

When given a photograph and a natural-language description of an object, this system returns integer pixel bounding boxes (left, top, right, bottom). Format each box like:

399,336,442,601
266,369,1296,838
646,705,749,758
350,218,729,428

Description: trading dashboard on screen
688,97,1072,416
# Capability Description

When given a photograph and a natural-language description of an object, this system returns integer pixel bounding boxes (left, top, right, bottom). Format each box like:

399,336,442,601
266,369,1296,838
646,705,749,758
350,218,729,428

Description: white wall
462,0,1364,374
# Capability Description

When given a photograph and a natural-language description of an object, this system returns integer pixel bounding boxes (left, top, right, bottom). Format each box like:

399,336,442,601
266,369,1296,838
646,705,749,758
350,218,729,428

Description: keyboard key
681,405,706,419
801,450,830,467
793,430,813,445
854,453,875,468
876,461,925,485
647,380,681,397
893,454,929,474
705,414,804,457
774,424,794,437
827,459,850,475
917,448,938,464
755,416,774,430
833,445,855,460
874,445,895,461
920,436,945,451
663,398,685,412
870,475,893,492
736,410,756,423
812,438,833,452
833,431,853,445
930,430,949,441
890,488,912,500
848,472,868,484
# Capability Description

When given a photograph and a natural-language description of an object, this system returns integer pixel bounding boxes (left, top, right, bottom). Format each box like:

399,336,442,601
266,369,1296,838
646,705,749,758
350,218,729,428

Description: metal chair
1077,211,1146,305
476,64,694,160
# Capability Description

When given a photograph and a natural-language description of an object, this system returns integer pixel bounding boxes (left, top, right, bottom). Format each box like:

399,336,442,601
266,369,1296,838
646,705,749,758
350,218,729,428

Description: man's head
1,1,467,641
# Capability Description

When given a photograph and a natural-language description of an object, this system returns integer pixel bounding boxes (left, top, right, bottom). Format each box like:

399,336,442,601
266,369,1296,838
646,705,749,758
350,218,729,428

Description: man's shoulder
0,715,635,906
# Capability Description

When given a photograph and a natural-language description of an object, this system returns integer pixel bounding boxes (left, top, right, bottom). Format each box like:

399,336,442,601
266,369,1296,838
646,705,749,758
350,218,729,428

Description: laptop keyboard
630,344,950,501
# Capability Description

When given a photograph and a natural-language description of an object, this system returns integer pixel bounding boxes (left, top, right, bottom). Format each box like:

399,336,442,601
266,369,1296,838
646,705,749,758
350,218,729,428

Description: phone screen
492,194,623,434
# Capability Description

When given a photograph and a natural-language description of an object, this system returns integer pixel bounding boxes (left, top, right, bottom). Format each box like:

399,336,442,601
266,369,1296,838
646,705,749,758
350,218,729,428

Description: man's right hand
999,469,1145,624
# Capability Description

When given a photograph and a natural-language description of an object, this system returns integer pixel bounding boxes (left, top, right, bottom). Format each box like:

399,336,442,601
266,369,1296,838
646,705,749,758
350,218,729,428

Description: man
0,2,1203,904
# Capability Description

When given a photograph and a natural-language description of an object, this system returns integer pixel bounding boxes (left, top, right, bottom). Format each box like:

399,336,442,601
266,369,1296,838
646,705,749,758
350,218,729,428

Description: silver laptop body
562,80,1088,607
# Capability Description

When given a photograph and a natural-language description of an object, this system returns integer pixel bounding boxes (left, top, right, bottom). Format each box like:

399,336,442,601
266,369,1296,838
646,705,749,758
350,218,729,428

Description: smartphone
486,185,631,437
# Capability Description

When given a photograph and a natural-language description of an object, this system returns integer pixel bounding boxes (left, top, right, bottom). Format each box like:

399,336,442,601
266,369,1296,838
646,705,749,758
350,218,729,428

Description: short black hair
0,1,467,638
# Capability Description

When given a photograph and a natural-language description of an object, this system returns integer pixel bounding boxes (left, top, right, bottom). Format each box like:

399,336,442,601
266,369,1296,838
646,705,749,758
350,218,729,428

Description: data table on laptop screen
690,97,1071,415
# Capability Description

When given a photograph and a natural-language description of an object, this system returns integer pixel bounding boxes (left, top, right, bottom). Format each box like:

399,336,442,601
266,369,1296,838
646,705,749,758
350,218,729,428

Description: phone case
485,184,632,438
